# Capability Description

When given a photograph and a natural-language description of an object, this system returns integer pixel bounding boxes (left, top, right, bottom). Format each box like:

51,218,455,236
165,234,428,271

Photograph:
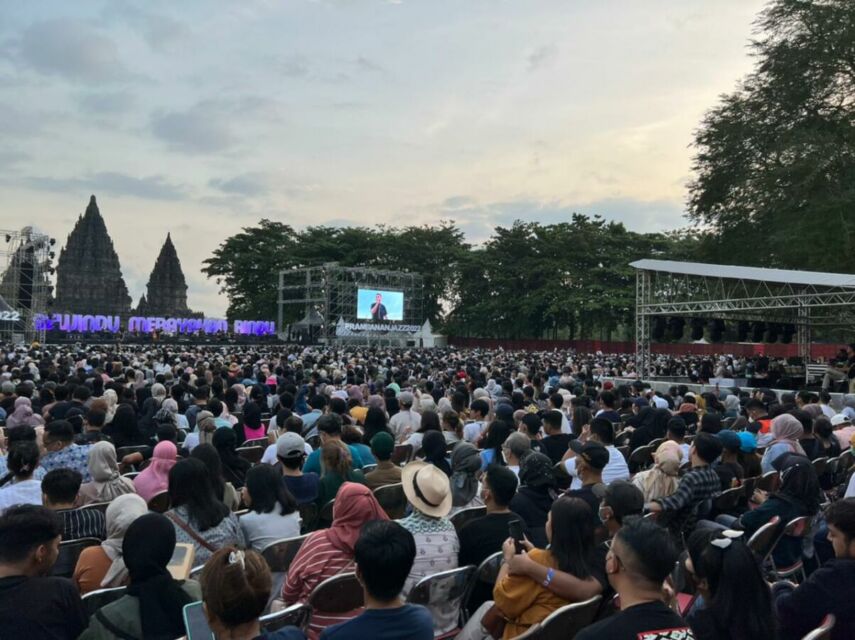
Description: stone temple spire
138,233,193,317
54,195,132,315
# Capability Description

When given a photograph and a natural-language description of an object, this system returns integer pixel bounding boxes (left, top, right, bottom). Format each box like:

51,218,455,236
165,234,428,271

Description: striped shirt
282,531,360,640
57,508,106,541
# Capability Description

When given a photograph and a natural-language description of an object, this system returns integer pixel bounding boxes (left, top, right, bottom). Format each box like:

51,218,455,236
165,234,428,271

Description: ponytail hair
0,441,40,488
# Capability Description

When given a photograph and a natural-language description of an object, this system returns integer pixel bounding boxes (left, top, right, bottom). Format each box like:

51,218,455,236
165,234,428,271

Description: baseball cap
651,396,669,409
276,432,306,459
716,429,741,452
831,414,851,426
737,431,757,453
569,440,609,470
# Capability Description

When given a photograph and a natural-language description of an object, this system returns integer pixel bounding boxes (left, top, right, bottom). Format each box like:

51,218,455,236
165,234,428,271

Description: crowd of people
0,342,854,639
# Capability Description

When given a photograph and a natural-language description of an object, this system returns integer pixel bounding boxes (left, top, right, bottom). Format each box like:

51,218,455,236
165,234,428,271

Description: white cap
831,414,851,427
652,396,669,409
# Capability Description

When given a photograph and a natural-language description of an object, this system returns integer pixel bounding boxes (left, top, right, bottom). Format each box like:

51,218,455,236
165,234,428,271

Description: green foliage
688,0,855,271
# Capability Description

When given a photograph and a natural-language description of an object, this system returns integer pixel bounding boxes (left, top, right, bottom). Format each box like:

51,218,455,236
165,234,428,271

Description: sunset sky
1,0,767,315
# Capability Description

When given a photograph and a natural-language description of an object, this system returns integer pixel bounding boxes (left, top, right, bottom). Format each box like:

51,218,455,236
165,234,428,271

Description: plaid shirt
656,465,720,535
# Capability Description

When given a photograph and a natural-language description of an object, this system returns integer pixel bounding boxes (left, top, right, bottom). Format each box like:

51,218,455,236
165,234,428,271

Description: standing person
0,505,87,639
363,432,402,491
200,547,306,640
0,441,42,512
78,513,200,640
575,519,692,640
275,433,320,505
78,441,137,505
370,293,387,321
41,468,106,541
239,464,301,552
319,521,433,640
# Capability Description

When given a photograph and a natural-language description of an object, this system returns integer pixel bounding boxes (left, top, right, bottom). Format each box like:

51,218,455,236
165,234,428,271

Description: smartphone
182,602,214,640
508,519,525,554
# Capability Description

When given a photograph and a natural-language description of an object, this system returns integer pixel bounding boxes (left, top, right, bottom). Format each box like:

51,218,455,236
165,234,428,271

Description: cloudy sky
1,0,766,316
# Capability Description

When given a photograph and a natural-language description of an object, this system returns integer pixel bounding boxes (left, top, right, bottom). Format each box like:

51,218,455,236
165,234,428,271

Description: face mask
501,449,508,464
598,507,609,524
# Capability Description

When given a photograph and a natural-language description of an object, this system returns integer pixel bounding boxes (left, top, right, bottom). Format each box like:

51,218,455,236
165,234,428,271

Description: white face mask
501,449,508,464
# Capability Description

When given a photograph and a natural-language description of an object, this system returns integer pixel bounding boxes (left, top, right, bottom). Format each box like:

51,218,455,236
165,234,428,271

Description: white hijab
100,494,148,587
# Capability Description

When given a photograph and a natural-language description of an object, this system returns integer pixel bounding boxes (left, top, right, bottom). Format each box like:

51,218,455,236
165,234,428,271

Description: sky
0,0,768,317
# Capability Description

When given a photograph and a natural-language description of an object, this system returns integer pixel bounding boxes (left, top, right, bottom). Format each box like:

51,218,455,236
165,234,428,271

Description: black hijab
422,430,452,477
212,427,251,488
124,513,194,640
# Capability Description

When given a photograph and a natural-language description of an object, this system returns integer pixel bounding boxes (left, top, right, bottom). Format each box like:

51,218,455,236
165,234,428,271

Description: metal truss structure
0,227,55,343
631,260,855,380
278,263,424,345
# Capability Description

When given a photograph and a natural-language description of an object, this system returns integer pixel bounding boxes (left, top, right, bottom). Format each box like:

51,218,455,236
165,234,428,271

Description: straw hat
401,461,452,518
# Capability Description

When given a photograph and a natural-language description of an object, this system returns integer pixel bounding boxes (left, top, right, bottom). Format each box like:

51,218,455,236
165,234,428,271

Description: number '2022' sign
0,311,21,322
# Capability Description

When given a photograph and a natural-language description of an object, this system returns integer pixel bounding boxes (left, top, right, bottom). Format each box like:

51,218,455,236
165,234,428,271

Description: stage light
690,318,705,341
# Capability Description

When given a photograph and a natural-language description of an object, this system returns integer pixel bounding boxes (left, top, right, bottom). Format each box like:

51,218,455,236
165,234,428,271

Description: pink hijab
132,440,177,503
324,482,389,554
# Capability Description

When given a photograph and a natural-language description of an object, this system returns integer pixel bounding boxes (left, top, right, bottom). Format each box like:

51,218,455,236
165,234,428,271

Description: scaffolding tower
0,227,55,343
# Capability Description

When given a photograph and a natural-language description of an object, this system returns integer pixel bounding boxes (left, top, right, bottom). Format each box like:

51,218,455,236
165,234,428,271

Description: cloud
355,56,384,73
101,4,190,51
150,103,236,154
280,54,310,78
13,19,134,82
527,44,558,72
209,173,270,197
25,172,188,201
78,91,135,114
0,150,28,171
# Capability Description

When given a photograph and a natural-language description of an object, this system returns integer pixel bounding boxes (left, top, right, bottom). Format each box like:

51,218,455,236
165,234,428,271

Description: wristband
542,568,555,588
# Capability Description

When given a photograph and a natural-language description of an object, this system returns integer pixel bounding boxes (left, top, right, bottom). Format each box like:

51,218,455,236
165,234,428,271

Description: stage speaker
709,319,725,342
690,318,705,341
752,321,766,342
667,317,685,340
652,317,666,340
737,320,750,342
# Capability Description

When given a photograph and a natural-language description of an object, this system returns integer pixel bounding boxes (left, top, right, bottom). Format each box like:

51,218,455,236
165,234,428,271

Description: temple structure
53,196,132,316
135,233,197,317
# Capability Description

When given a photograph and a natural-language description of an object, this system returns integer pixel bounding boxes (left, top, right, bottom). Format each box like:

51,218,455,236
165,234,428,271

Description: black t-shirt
565,483,605,516
576,600,693,640
0,575,87,640
458,512,527,567
541,433,573,464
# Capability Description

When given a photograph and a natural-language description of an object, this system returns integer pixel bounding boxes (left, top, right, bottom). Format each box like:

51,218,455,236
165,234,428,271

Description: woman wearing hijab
73,494,148,594
5,397,44,428
632,440,683,502
420,430,452,477
509,452,557,548
78,441,137,505
283,482,388,639
723,394,741,419
761,413,806,473
133,440,178,503
79,512,200,640
448,442,484,515
102,388,119,424
212,427,252,489
104,404,148,449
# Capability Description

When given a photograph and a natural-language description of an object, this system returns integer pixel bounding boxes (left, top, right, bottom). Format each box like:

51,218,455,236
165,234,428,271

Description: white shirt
560,412,571,435
0,478,43,513
463,421,486,443
820,404,836,419
261,441,313,465
389,409,421,442
846,471,855,499
238,504,301,552
564,445,630,490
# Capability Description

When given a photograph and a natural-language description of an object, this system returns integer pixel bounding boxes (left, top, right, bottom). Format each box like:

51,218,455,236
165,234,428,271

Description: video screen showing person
357,289,404,321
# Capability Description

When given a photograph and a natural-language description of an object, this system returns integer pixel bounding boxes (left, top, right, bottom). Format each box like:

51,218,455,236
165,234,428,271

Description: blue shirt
40,444,93,482
303,444,365,475
320,604,433,640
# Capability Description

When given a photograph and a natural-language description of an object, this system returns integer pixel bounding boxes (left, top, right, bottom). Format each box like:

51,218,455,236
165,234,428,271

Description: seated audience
320,521,433,640
398,461,459,634
73,494,148,594
441,411,463,445
78,441,136,505
479,420,513,471
449,442,484,515
518,413,545,454
239,464,301,552
132,440,177,503
463,399,490,444
667,417,691,460
714,429,744,489
540,410,572,463
166,457,245,565
0,441,42,512
284,482,389,639
101,404,148,450
685,527,776,640
0,425,47,481
192,443,241,511
40,420,93,481
509,452,556,548
42,468,106,540
361,406,391,445
632,440,683,502
776,498,855,640
213,427,252,489
0,505,87,638
303,415,365,475
262,414,308,465
564,441,608,514
79,513,200,639
420,430,452,476
502,432,531,477
576,519,692,640
341,424,376,467
316,441,365,506
363,432,402,490
563,417,630,490
275,433,320,504
761,414,806,473
801,416,842,461
201,546,306,640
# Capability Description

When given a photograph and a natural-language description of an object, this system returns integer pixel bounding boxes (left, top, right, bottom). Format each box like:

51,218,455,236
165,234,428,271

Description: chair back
318,499,335,529
648,438,665,450
801,614,835,640
747,515,784,563
261,534,309,573
51,537,101,578
81,586,127,619
307,572,364,614
741,475,760,498
812,457,828,478
713,486,742,514
408,565,476,631
463,551,503,614
361,463,377,473
236,446,265,464
147,491,171,513
244,437,269,448
783,515,813,539
617,445,630,462
189,564,205,580
373,483,408,519
613,430,630,447
80,501,111,515
515,595,603,640
259,603,312,633
758,470,780,492
116,445,149,459
628,445,654,472
298,502,318,533
122,471,140,480
450,505,487,534
391,443,413,466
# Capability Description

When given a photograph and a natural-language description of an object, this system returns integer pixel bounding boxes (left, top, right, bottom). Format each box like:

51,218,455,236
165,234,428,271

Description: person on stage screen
370,293,387,321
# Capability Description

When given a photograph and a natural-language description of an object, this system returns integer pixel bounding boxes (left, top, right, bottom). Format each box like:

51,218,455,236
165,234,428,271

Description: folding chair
513,595,602,640
713,486,742,516
307,572,364,616
449,505,487,535
147,490,171,513
747,515,785,567
298,502,318,533
771,516,813,582
801,614,835,640
51,537,101,578
462,551,503,620
317,499,335,530
407,565,476,639
244,437,270,448
261,534,309,573
391,444,413,466
237,446,265,464
259,603,312,633
81,586,127,619
373,483,408,520
628,445,654,473
757,471,780,492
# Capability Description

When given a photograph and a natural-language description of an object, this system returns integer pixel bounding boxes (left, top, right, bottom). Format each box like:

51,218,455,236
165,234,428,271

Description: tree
688,0,855,272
